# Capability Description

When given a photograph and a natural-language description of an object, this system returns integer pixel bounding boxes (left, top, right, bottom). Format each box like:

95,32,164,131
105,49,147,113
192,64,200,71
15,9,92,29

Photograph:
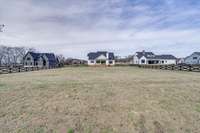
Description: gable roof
43,53,58,66
185,52,200,60
193,52,200,56
87,51,115,60
135,51,155,59
43,53,57,61
26,52,41,61
25,52,58,66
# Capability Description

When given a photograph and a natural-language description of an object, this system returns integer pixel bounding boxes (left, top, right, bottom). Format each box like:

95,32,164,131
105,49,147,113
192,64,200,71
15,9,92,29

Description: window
27,57,31,61
162,61,164,64
109,61,113,64
141,60,145,64
193,57,198,60
91,61,94,63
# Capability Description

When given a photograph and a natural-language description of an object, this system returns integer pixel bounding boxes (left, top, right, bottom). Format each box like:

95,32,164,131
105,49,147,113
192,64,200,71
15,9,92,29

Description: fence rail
0,66,57,75
137,64,200,72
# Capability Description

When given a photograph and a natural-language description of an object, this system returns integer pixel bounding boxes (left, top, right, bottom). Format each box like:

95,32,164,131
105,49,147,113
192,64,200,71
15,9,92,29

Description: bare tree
4,46,12,66
0,45,33,66
11,47,26,65
0,46,6,66
0,24,5,32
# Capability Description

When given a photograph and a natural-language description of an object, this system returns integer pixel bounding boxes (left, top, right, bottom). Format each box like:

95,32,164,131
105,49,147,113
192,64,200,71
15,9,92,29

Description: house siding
88,60,96,65
43,55,50,68
24,53,35,67
133,56,139,64
184,53,200,64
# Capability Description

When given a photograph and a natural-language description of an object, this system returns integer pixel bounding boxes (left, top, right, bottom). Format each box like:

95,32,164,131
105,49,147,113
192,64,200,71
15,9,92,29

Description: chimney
106,52,109,59
142,50,145,55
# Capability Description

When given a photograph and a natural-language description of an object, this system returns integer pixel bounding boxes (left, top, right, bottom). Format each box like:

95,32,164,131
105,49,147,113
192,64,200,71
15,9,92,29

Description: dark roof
43,53,57,61
28,52,41,61
152,55,177,60
25,52,58,66
136,51,155,59
184,52,200,60
193,52,200,56
43,53,58,66
88,51,115,60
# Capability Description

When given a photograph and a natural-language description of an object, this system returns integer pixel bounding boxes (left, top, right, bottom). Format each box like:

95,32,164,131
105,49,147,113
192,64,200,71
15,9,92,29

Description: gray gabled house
23,52,58,68
184,52,200,64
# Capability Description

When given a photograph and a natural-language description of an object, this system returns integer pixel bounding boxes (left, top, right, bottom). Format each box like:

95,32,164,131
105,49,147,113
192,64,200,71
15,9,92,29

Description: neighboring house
184,52,200,64
87,51,115,66
65,58,87,65
133,50,177,65
23,52,58,68
115,55,133,64
177,58,185,64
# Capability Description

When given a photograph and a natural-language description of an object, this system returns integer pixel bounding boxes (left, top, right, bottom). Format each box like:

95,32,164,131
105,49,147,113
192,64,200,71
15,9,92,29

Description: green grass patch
67,128,74,133
0,83,8,90
195,104,200,113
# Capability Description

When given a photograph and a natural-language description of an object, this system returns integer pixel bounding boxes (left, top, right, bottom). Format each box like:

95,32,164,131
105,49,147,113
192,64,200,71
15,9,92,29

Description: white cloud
0,0,200,59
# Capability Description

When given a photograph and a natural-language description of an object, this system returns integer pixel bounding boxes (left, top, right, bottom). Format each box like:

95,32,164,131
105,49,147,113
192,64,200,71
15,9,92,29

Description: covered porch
96,60,106,65
147,60,161,64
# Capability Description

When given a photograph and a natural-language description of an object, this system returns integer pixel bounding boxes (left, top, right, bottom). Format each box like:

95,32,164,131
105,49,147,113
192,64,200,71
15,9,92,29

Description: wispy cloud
0,0,200,58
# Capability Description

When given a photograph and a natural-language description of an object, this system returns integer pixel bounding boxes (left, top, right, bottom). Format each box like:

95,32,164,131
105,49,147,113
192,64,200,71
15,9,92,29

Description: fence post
179,65,182,71
189,65,192,71
9,67,12,73
172,65,174,70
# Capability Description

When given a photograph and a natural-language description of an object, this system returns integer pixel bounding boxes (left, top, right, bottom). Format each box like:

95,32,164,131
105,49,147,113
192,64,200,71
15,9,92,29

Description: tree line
0,45,36,66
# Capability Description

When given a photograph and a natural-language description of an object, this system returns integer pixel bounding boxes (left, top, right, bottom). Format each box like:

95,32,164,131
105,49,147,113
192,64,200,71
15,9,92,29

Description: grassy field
0,67,200,133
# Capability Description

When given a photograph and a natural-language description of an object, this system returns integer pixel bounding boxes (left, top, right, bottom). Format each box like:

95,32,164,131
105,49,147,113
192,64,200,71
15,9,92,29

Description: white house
184,52,200,64
87,51,115,66
133,51,177,65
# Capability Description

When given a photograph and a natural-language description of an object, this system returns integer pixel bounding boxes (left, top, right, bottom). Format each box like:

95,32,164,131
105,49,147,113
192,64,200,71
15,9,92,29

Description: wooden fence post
171,65,174,70
189,65,192,71
9,67,12,73
179,65,182,71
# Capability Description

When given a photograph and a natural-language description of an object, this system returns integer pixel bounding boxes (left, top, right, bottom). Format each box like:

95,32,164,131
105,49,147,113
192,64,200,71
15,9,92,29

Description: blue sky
0,0,200,59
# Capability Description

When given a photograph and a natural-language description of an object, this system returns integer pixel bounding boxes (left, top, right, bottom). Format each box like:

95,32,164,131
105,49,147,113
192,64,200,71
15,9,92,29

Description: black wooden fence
137,64,200,72
0,66,57,75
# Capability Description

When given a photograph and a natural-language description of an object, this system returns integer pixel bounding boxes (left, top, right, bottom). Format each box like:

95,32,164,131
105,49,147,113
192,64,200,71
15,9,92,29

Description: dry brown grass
0,67,200,133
